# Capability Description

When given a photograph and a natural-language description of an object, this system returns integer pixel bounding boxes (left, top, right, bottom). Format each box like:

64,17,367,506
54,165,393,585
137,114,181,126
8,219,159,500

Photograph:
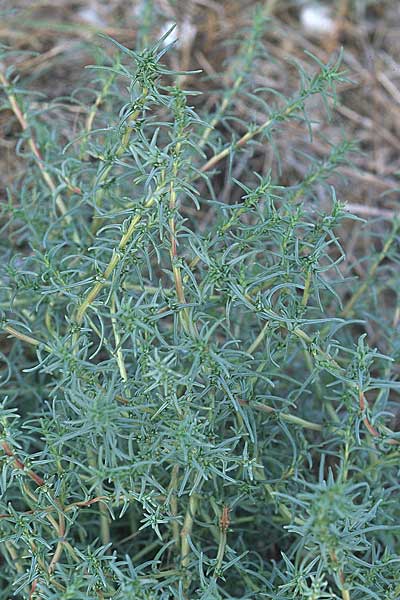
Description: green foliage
1,10,400,600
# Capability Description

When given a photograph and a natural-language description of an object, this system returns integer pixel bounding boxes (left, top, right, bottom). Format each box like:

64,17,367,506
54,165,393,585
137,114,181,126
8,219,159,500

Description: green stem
247,321,270,355
342,221,399,316
169,465,180,550
214,530,227,577
168,140,193,334
110,295,128,383
200,100,306,175
180,494,198,571
75,193,156,326
87,449,110,548
244,400,322,431
3,324,50,350
302,270,312,306
0,70,81,246
91,87,148,234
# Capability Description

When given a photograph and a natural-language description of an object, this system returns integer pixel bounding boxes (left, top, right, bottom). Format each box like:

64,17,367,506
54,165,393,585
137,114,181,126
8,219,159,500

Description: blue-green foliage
1,10,400,600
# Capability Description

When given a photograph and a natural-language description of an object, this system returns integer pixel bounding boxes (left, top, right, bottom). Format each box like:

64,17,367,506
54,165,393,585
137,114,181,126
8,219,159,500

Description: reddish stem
358,390,380,437
1,441,45,487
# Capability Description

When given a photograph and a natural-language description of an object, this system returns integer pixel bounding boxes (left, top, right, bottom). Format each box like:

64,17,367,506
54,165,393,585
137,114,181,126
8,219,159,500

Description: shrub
1,11,400,600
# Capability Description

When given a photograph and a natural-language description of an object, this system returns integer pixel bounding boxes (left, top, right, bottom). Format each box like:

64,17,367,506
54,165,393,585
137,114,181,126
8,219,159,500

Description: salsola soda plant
1,9,400,600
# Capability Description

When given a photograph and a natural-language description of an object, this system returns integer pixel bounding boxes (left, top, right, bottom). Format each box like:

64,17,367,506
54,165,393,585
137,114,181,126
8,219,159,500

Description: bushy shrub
1,11,400,600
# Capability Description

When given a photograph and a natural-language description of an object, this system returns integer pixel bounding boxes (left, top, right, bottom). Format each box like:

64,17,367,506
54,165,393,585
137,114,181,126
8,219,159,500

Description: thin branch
0,70,81,245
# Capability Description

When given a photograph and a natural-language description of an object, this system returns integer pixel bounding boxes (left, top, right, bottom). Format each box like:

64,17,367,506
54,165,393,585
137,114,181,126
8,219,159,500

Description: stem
168,140,194,335
199,0,276,149
130,539,161,563
342,221,399,316
0,70,81,245
87,449,110,548
198,10,262,150
1,454,73,582
247,321,270,355
75,193,157,326
169,465,180,550
90,87,148,234
239,400,322,431
85,74,115,139
358,388,380,437
180,494,198,571
48,509,66,574
200,100,303,175
3,540,26,595
302,270,312,306
110,295,128,383
213,505,230,577
214,530,227,576
330,549,350,600
3,324,50,350
1,441,45,487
